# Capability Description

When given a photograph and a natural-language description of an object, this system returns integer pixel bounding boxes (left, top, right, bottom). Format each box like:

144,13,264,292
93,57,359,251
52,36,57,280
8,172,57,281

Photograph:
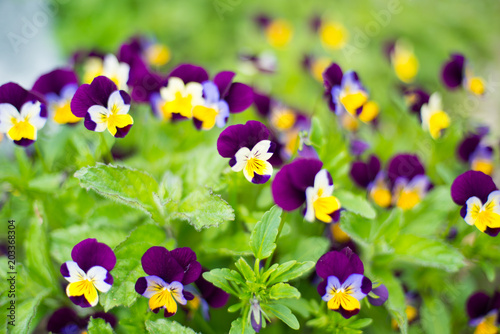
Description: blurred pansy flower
185,268,230,320
451,170,500,236
217,120,275,184
386,40,419,83
239,51,277,75
83,54,130,91
457,127,494,175
316,247,372,318
60,239,116,308
401,86,429,115
302,54,332,83
71,76,133,138
350,155,392,208
255,14,293,48
46,307,116,334
466,291,500,333
193,71,253,130
32,68,81,124
135,246,201,318
0,82,47,146
119,36,171,68
349,139,370,157
442,53,486,95
319,21,349,50
272,159,341,223
420,92,450,139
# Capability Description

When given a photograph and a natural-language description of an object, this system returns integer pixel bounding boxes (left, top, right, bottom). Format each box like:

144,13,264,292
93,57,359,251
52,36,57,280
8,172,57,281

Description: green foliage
87,317,115,334
250,205,283,259
145,319,199,334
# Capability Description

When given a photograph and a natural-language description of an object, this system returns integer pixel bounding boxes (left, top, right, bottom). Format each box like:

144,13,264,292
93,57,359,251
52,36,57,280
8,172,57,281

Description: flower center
245,156,267,179
469,200,500,232
149,287,178,314
340,91,368,116
67,279,98,306
164,91,194,118
370,186,392,208
271,109,296,130
320,22,348,49
192,105,219,130
266,20,293,48
312,192,341,223
104,104,133,136
393,49,418,83
396,189,421,210
475,313,498,334
8,117,35,141
472,159,493,176
327,286,360,311
468,76,486,96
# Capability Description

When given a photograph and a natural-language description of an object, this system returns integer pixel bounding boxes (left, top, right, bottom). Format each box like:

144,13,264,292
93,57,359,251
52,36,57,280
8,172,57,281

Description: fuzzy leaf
265,303,300,330
229,317,255,334
250,205,283,259
268,283,301,300
335,190,376,219
87,317,114,334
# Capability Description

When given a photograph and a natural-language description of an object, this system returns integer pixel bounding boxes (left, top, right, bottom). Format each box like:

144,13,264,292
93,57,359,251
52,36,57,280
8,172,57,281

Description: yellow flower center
370,186,392,208
192,105,219,130
327,285,360,311
164,91,195,118
146,44,171,67
67,279,98,306
340,91,368,116
472,159,494,176
83,57,104,84
313,194,341,223
53,100,81,124
149,287,178,314
320,22,348,50
359,101,379,123
396,190,421,210
271,109,296,130
428,110,450,139
245,157,268,179
266,19,293,48
468,77,486,96
393,49,419,83
311,57,331,83
8,117,36,141
469,200,500,232
475,314,498,334
103,104,133,136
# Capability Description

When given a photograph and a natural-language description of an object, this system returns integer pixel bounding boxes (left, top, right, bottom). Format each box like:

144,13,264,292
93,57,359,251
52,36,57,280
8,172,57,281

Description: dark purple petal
114,124,133,138
350,155,381,189
195,269,230,308
225,83,254,113
316,247,364,283
118,37,143,65
323,63,343,91
361,276,372,295
170,247,202,285
317,279,327,297
141,246,184,283
350,140,370,156
457,134,482,162
252,174,271,184
251,310,262,333
88,311,118,328
47,307,83,333
383,40,396,61
254,13,271,28
271,159,323,211
84,114,97,131
441,53,465,89
253,91,271,116
164,309,176,317
484,227,500,237
466,292,491,320
387,154,425,185
168,64,208,84
0,82,45,110
402,87,430,114
183,290,195,301
339,307,360,319
128,59,164,102
217,120,270,158
104,272,114,286
135,276,147,295
310,14,322,32
32,69,78,96
71,238,116,272
60,263,70,278
14,138,35,147
451,171,497,205
69,295,92,308
214,71,235,97
368,284,389,306
71,76,117,117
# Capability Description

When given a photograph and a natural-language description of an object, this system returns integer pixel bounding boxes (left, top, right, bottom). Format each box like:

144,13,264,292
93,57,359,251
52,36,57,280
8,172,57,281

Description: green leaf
371,209,402,243
250,205,283,259
339,212,372,246
309,116,324,148
268,283,301,300
203,269,243,295
229,317,255,334
336,190,376,219
349,318,373,329
235,258,256,282
99,222,173,311
9,291,47,334
283,236,329,263
267,261,315,286
145,319,198,334
373,271,407,334
420,297,451,334
264,303,300,330
391,234,465,272
74,164,165,223
87,317,114,334
176,188,234,230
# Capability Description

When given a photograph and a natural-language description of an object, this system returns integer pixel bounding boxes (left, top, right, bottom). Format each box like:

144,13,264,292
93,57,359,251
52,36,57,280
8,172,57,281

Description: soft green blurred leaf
267,261,315,286
229,317,255,334
421,297,451,334
87,317,114,334
203,269,243,295
250,205,282,260
145,319,199,334
336,190,377,219
309,116,324,148
9,291,48,334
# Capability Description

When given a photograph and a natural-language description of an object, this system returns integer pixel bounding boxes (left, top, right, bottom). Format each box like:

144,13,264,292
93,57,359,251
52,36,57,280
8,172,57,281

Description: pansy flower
466,291,500,333
46,307,117,334
71,76,133,138
192,71,253,130
441,53,486,95
386,40,419,83
302,54,332,83
451,170,500,236
217,120,275,184
60,239,116,308
239,51,277,75
0,82,47,146
318,20,349,50
119,36,171,68
316,247,372,318
420,92,450,139
135,246,201,317
32,68,81,124
272,159,341,223
82,54,130,91
255,14,293,48
457,127,494,176
401,86,429,115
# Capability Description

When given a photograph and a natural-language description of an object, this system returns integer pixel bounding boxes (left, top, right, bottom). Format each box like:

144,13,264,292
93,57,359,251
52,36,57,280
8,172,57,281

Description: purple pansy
46,307,116,334
457,128,494,176
60,239,116,308
32,68,81,125
272,159,341,223
466,291,500,331
316,247,372,319
441,53,486,95
349,139,370,157
71,76,133,138
322,63,344,113
134,246,202,318
0,82,47,146
217,120,275,184
451,171,500,236
367,284,389,306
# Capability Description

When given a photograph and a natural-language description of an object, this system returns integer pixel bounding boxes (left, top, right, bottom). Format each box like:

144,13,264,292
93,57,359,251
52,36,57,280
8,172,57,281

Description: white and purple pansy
466,291,500,333
83,53,130,91
70,76,134,138
451,170,500,236
60,239,116,308
0,82,47,146
32,68,81,125
316,247,373,319
135,246,201,318
217,120,276,184
272,159,341,223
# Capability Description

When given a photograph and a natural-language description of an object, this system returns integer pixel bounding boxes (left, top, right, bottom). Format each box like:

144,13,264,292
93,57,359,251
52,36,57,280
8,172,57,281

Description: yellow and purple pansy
272,159,341,223
442,53,486,96
385,40,419,83
466,291,500,334
217,120,276,184
451,170,500,236
350,154,392,208
60,239,116,308
119,36,171,68
255,14,293,48
316,247,372,319
46,307,116,334
420,92,450,139
0,82,47,146
457,127,494,176
302,54,332,83
401,86,430,115
134,246,201,318
32,68,81,124
71,76,134,138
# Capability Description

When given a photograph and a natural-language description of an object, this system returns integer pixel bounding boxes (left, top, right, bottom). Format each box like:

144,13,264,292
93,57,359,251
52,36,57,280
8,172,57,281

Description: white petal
87,266,111,293
64,261,87,283
428,92,442,111
322,275,342,301
232,146,250,172
21,102,46,130
169,281,187,305
420,104,431,130
117,63,130,90
251,140,274,161
487,190,500,215
0,103,20,132
342,273,367,300
142,275,168,298
185,82,204,106
161,77,185,101
304,186,316,222
108,91,131,115
464,196,482,226
313,169,334,197
102,54,120,73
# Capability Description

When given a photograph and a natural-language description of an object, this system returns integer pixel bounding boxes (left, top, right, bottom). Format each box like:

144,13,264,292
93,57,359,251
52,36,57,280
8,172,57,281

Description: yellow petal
192,105,218,130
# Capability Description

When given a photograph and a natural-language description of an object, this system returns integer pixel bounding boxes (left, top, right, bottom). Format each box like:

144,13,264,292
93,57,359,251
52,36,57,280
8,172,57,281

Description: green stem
34,141,49,172
99,132,114,163
254,258,261,278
